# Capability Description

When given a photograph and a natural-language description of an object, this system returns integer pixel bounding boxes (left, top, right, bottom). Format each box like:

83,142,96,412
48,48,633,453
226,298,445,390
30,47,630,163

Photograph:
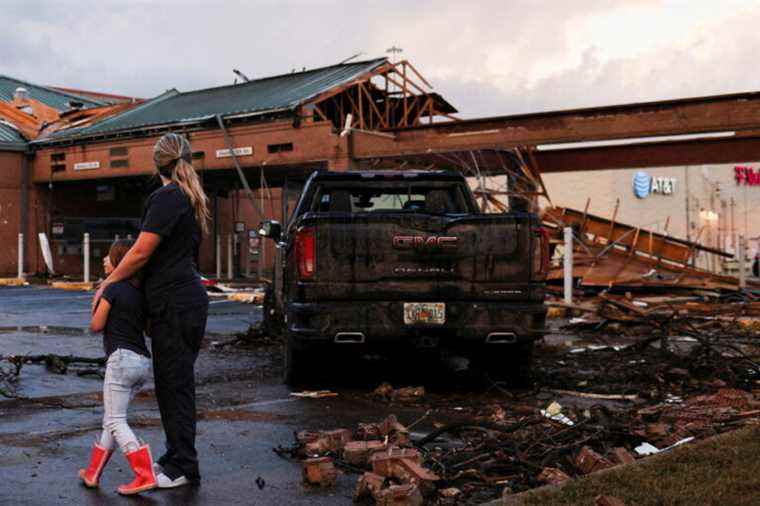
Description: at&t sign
632,171,677,199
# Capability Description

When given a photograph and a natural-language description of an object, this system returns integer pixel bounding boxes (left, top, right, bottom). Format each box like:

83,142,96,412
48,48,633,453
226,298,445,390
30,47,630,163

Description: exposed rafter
308,60,458,131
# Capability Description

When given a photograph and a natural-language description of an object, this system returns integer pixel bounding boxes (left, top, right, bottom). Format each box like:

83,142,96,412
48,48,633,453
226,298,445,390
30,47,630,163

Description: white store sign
216,146,253,158
74,161,100,171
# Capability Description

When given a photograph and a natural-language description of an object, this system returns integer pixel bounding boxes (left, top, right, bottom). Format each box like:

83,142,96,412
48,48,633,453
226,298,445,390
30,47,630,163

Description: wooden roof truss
308,60,458,131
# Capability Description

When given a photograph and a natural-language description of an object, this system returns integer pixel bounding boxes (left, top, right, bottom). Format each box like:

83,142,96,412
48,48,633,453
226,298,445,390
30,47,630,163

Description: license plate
403,303,445,325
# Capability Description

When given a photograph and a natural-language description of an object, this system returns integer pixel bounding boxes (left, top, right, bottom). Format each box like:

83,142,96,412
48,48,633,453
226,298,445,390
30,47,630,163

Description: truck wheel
284,337,308,387
478,341,534,386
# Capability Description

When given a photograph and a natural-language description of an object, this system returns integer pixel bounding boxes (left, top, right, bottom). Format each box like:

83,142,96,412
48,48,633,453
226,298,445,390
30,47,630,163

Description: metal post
17,233,24,279
83,233,90,283
227,234,233,280
738,235,747,289
216,234,222,280
563,227,573,305
245,234,251,278
258,239,264,281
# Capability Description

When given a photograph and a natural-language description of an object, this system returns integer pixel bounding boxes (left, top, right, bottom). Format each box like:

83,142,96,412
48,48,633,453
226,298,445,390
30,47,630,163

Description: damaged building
1,60,760,279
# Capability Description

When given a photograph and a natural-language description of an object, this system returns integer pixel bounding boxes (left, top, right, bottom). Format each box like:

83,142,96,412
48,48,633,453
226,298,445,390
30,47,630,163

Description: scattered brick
575,446,613,475
537,466,571,485
369,448,422,477
595,495,627,506
375,483,423,506
353,472,385,502
343,440,387,466
610,447,636,466
303,428,352,455
302,456,337,487
392,386,425,401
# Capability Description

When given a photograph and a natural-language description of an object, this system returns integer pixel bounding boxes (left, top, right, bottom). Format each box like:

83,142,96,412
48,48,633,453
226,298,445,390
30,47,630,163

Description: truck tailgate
299,213,538,302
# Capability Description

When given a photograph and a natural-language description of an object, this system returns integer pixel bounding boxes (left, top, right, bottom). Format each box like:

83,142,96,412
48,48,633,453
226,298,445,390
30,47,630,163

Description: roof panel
0,75,104,112
38,58,388,143
0,120,27,150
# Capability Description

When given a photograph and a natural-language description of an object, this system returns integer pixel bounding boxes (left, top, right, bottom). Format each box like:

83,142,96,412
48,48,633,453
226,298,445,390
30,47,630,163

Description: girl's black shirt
140,182,208,314
102,281,150,358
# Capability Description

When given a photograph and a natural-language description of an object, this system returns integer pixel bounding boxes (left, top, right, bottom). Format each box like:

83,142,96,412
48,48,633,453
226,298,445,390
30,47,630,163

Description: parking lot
2,286,759,505
0,286,470,505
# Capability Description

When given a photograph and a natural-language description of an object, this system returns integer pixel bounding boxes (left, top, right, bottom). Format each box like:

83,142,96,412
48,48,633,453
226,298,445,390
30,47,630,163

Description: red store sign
735,166,760,186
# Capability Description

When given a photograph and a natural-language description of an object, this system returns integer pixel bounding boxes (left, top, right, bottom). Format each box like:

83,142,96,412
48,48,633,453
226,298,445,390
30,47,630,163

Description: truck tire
284,336,308,387
477,341,534,386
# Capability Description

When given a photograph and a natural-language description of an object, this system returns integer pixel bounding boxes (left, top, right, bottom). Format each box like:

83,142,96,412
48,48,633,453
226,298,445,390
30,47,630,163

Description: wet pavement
0,286,451,505
3,286,687,505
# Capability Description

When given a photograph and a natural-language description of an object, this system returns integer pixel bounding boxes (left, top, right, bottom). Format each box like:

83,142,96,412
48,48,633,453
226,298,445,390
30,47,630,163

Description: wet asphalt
0,286,450,506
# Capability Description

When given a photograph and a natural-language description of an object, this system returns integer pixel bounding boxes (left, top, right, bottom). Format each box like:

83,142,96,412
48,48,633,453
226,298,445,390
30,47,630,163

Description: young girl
78,239,157,494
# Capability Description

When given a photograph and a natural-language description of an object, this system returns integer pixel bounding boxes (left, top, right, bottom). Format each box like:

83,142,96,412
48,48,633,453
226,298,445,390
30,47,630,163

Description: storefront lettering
735,166,760,186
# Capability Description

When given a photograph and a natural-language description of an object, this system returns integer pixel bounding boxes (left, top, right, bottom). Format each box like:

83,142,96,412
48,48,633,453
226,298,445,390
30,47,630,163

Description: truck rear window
311,184,474,214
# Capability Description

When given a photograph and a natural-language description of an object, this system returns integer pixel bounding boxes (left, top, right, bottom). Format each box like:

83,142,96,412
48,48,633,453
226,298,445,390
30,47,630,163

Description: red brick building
3,59,760,278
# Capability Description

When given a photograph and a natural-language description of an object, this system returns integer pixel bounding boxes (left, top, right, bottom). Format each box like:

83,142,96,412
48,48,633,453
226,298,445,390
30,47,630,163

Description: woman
94,132,210,489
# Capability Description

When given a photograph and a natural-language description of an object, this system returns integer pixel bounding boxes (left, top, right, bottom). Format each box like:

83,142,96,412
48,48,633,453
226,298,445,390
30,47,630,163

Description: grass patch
520,425,760,506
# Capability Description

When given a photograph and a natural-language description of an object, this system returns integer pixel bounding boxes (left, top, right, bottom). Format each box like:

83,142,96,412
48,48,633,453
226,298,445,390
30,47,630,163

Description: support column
216,234,222,280
227,234,233,280
83,233,90,283
563,227,573,305
17,234,24,279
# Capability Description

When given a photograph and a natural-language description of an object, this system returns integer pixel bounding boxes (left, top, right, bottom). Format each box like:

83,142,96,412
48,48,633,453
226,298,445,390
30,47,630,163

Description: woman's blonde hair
153,133,210,234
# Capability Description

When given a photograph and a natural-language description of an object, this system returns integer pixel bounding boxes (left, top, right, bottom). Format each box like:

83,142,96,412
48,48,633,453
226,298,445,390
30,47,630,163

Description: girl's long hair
109,239,133,269
153,133,210,235
109,239,140,287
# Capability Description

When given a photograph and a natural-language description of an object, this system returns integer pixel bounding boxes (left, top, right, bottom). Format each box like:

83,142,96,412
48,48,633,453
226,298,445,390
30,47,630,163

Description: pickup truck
259,170,548,385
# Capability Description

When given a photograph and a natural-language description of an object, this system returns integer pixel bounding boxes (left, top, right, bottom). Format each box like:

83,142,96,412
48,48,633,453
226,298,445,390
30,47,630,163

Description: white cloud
1,0,758,118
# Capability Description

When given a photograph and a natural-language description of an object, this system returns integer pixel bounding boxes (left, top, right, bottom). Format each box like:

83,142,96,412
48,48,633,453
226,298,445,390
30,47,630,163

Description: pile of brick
289,414,444,505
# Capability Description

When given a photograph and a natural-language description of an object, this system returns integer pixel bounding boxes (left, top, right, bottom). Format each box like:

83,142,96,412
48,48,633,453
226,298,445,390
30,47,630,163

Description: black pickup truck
259,170,548,384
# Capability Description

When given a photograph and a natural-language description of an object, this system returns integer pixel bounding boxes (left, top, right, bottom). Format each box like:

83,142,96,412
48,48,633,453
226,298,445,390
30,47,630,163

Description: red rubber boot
117,444,157,495
79,442,113,488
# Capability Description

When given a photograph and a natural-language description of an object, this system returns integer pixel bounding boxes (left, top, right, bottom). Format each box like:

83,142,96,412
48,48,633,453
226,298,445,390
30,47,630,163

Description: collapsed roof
35,58,391,144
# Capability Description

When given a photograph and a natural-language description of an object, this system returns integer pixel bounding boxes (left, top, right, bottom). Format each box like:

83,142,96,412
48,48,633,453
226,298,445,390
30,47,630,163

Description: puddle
0,325,89,336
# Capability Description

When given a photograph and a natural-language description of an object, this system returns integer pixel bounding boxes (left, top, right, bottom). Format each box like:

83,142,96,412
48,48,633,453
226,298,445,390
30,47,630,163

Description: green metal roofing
37,58,388,143
0,120,27,151
0,75,104,112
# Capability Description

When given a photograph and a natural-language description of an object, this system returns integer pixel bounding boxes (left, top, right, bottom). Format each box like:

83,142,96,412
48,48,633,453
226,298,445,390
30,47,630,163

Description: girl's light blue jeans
98,348,151,454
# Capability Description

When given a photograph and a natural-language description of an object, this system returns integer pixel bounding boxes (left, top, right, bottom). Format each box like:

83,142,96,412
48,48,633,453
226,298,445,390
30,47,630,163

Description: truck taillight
295,227,316,280
533,227,550,277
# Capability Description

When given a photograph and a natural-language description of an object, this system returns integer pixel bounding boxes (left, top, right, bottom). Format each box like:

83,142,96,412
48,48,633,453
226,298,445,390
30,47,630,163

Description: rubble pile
542,205,760,293
276,334,760,504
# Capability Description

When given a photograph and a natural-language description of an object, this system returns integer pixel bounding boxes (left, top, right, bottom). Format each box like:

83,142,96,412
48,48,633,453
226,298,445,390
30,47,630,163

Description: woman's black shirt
140,182,208,313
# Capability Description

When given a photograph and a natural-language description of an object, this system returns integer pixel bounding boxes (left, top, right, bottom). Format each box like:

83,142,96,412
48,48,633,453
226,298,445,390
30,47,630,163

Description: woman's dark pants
150,304,208,483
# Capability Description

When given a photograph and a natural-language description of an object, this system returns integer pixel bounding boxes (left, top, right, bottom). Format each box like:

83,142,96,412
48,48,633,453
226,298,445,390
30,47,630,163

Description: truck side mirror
258,220,282,241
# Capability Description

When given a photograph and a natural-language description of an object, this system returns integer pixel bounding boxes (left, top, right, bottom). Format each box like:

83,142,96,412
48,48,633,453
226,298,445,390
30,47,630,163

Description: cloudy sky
2,0,759,118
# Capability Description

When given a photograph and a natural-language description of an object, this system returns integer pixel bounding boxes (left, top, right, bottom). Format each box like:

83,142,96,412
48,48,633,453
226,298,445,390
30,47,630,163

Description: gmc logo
393,235,458,250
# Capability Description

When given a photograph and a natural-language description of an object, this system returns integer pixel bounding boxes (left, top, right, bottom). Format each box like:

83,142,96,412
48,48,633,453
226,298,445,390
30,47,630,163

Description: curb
50,281,94,291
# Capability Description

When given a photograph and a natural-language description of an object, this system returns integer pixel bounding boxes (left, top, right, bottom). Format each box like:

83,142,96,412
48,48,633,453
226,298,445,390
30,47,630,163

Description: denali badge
393,235,458,250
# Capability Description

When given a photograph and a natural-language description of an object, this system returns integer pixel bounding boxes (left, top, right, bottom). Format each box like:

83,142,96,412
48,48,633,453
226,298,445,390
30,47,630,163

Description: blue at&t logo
633,171,651,199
